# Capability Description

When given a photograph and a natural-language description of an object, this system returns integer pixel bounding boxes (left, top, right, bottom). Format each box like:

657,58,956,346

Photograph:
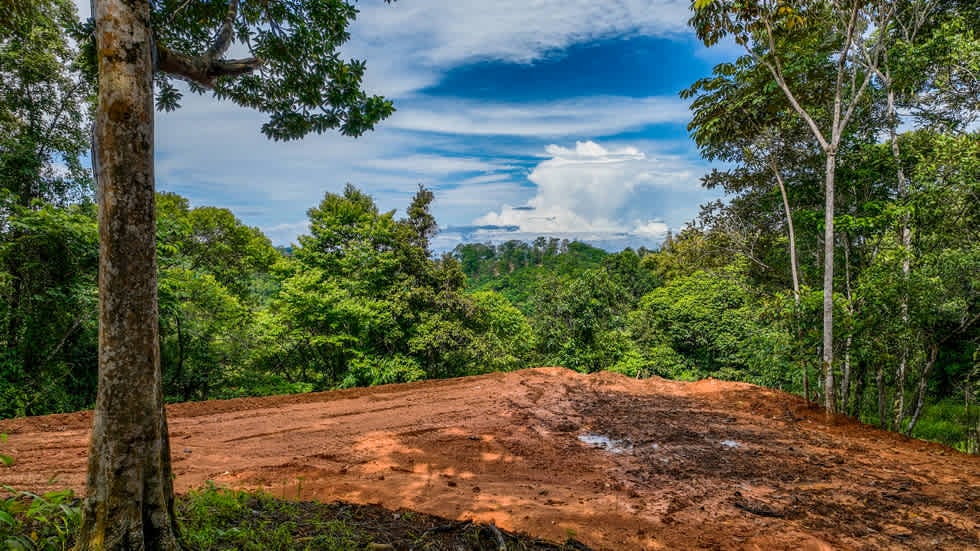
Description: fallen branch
563,539,594,551
422,519,471,535
733,499,786,518
487,520,507,551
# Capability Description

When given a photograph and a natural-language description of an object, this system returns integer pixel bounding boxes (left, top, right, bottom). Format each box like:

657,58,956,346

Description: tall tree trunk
840,236,854,412
75,0,181,549
841,334,852,412
174,312,188,402
877,363,888,429
822,152,837,413
849,359,866,417
741,0,876,415
771,162,807,401
886,82,912,432
803,357,811,404
905,344,937,436
772,164,802,302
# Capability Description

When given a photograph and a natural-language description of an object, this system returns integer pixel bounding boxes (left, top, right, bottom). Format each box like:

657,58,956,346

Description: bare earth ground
1,367,978,550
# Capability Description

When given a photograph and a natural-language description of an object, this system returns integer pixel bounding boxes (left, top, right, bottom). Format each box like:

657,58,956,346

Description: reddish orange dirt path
2,367,978,550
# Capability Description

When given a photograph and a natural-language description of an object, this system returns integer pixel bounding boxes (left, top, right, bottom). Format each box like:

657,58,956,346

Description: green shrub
216,372,314,399
1,487,80,551
339,355,425,388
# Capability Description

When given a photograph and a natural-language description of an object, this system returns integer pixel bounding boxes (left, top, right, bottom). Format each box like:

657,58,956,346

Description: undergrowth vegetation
1,483,579,550
1,487,79,551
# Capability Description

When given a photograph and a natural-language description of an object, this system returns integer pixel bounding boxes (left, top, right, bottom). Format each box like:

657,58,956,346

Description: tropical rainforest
1,0,978,460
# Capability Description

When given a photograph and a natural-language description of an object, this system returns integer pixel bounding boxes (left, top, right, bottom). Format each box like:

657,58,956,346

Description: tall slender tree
691,0,893,412
78,0,393,548
683,55,828,399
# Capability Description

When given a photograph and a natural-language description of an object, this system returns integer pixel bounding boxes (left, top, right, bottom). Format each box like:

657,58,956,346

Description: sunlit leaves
147,0,394,141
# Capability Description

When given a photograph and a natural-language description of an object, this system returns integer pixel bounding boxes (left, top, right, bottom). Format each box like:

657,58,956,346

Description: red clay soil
1,367,978,550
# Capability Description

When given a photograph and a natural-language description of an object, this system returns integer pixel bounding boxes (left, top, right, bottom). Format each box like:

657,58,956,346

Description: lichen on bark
74,0,181,548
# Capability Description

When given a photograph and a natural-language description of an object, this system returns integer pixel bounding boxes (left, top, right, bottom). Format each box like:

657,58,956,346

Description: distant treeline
0,185,538,416
1,176,978,452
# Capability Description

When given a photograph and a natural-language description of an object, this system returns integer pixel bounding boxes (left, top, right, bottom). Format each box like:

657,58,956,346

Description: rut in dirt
1,367,978,550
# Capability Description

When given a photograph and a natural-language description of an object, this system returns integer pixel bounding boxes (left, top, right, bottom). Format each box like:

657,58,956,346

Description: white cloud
389,96,690,137
631,220,670,238
260,221,310,247
452,173,515,187
361,154,509,175
75,0,694,98
348,0,693,97
435,180,530,208
145,82,700,245
355,0,691,67
473,140,704,244
71,0,712,249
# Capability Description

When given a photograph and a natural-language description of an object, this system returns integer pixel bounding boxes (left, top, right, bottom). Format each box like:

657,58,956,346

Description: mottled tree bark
888,83,912,432
74,0,181,548
821,152,837,413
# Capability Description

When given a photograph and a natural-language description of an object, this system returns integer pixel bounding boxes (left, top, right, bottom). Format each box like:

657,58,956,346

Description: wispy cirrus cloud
352,1,692,76
389,96,690,137
347,1,701,99
360,154,513,175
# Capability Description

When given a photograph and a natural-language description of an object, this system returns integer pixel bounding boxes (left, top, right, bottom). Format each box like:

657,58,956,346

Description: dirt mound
2,367,978,550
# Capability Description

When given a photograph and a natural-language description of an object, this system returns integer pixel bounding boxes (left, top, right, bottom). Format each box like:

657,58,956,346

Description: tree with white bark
690,0,895,412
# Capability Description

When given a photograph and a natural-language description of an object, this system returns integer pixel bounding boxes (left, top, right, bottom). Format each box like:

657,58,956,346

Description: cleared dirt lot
2,367,978,550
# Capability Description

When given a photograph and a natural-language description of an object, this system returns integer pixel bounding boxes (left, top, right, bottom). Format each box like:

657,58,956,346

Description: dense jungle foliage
0,0,977,454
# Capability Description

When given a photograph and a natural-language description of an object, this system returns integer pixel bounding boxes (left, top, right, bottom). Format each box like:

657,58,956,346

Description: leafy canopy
0,0,92,205
118,0,396,140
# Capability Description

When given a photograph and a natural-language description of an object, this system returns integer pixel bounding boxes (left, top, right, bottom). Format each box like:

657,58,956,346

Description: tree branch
839,70,873,132
156,43,260,88
205,0,239,60
830,0,861,145
754,17,830,151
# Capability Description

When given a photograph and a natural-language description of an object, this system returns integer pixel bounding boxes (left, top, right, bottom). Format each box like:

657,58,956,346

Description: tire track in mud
2,367,978,550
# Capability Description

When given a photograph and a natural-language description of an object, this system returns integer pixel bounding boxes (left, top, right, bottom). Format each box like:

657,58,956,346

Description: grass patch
3,483,586,550
911,400,979,453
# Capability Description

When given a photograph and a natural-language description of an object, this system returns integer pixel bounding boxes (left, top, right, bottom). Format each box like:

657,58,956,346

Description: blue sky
74,1,735,251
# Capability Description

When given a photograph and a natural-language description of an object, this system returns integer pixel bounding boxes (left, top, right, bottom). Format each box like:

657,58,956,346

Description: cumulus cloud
473,141,695,242
145,86,701,246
